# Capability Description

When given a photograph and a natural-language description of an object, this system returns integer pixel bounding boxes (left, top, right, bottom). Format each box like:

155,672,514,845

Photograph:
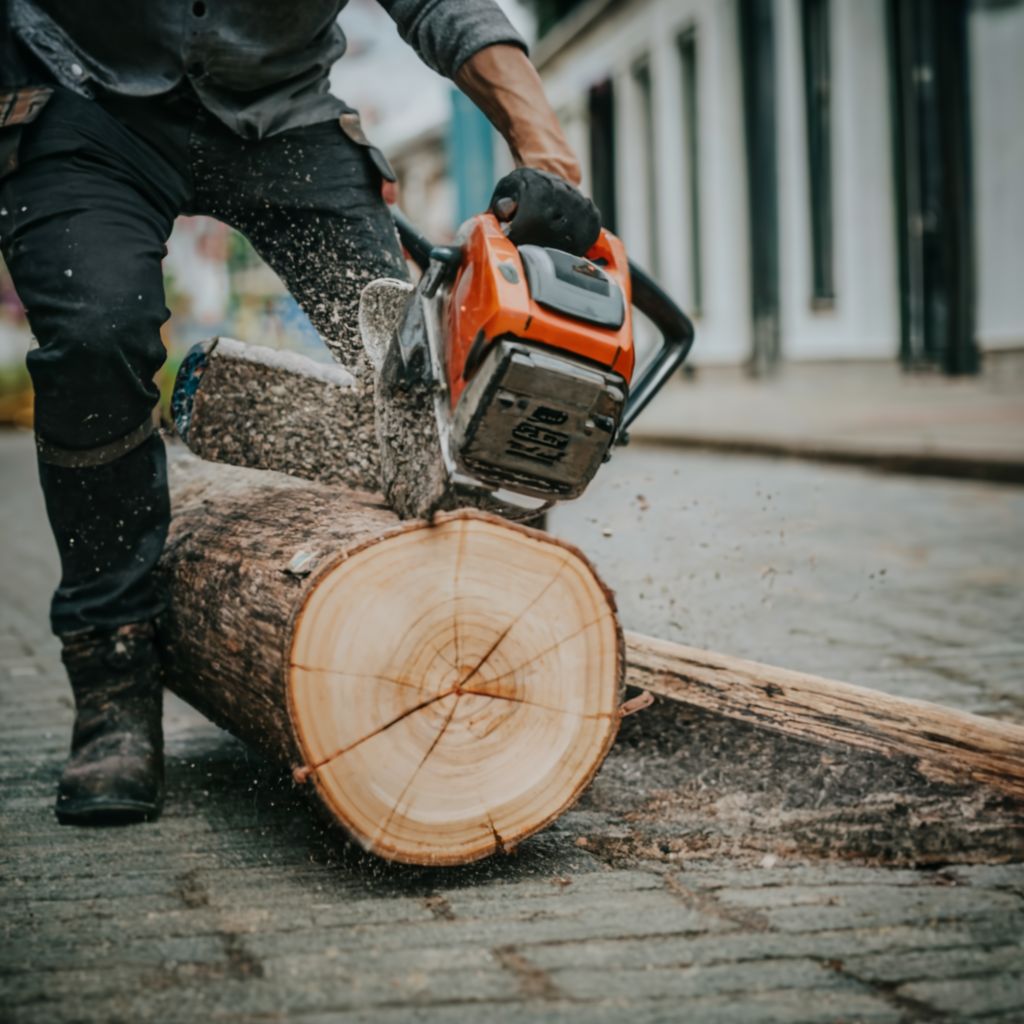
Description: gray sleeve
376,0,528,79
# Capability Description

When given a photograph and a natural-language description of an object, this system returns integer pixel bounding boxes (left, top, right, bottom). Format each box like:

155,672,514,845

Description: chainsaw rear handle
392,209,695,440
619,261,695,442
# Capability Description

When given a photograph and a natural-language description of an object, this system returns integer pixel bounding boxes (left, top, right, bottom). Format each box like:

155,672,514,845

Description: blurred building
5,0,1021,417
531,0,1024,376
334,0,531,241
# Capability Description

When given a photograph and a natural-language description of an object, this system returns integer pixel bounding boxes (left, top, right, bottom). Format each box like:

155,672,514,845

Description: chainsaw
388,208,695,514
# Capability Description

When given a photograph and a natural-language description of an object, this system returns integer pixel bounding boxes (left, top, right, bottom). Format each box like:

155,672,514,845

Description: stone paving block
898,972,1024,1017
841,944,1024,985
5,983,907,1024
0,933,227,976
731,885,1024,933
301,899,730,955
293,990,905,1024
550,957,858,1002
517,921,1024,973
679,864,938,889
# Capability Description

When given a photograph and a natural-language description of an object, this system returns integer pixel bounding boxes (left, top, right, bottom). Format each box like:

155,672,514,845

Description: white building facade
533,0,1024,374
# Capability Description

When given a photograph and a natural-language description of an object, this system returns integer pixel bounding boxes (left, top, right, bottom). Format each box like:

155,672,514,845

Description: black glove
489,168,601,256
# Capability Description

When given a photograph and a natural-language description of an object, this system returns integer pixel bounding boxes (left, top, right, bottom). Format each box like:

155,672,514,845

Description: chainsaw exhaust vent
451,339,626,500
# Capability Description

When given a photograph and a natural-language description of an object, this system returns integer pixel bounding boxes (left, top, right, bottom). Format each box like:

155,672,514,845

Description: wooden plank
625,631,1024,801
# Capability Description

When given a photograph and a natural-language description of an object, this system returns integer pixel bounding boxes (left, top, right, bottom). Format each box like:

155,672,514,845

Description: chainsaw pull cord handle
619,261,696,443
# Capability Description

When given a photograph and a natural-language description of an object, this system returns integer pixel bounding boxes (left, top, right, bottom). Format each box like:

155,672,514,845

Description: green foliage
0,360,30,397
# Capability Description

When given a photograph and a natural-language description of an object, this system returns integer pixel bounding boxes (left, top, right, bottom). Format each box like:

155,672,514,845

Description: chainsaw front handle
619,261,695,442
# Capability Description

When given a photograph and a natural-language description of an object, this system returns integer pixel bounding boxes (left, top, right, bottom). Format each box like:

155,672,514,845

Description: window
801,0,834,305
678,29,703,314
632,58,659,274
588,79,617,233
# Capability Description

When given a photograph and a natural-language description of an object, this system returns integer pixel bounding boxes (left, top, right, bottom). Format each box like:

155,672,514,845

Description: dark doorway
739,0,781,374
588,79,618,233
889,0,977,374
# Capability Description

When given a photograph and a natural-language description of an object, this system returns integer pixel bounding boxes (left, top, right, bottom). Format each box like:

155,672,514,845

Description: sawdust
359,278,499,520
210,336,356,388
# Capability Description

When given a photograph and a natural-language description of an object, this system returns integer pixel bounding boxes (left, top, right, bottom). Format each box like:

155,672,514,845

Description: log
625,632,1024,801
159,451,623,866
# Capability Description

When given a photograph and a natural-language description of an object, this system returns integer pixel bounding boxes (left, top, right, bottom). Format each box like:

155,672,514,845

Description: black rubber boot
55,621,164,825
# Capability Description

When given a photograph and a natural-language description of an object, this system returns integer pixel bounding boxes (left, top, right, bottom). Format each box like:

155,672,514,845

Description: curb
630,433,1024,486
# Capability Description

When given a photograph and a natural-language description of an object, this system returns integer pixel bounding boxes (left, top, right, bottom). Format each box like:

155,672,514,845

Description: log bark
158,451,623,866
548,635,1024,869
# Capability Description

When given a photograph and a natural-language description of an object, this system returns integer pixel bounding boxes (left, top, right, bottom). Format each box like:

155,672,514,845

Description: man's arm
378,1,597,252
454,43,580,186
376,1,579,183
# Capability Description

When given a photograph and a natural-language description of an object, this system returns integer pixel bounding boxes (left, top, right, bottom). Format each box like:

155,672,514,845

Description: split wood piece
159,452,623,865
173,336,379,491
625,631,1024,801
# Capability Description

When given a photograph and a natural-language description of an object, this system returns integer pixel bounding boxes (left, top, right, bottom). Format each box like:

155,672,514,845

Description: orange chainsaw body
444,214,635,406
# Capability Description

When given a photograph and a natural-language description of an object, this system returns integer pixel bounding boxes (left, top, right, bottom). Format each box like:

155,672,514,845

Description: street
2,429,1022,1023
553,441,1024,722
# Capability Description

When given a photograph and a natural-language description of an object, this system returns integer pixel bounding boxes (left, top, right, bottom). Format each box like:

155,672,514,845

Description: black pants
0,87,407,635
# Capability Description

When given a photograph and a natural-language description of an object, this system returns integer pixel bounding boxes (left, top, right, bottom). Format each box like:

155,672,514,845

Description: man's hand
489,168,600,255
455,44,584,188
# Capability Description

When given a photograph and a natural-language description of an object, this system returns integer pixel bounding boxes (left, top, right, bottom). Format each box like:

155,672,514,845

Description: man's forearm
454,44,582,186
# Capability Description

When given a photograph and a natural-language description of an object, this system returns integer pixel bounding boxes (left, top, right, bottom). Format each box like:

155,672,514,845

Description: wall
775,0,900,361
538,0,900,366
538,0,752,366
970,0,1024,352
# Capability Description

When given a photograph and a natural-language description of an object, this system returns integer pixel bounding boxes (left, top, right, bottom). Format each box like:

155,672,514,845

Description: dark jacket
6,0,527,139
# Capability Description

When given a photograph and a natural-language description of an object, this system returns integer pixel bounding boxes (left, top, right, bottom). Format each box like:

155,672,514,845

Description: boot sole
55,798,162,826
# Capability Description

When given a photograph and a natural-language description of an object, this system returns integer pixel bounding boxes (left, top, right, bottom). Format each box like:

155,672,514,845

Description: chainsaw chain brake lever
420,245,462,298
618,262,696,445
390,208,463,389
392,207,433,270
392,207,462,298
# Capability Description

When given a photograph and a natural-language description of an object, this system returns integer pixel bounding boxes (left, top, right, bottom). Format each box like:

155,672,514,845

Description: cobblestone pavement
2,430,1022,1023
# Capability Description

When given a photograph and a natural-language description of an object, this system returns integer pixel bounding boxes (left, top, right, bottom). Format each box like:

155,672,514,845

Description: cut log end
287,513,623,865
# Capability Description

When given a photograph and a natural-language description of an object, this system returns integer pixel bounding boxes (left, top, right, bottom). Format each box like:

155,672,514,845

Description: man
0,0,598,825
